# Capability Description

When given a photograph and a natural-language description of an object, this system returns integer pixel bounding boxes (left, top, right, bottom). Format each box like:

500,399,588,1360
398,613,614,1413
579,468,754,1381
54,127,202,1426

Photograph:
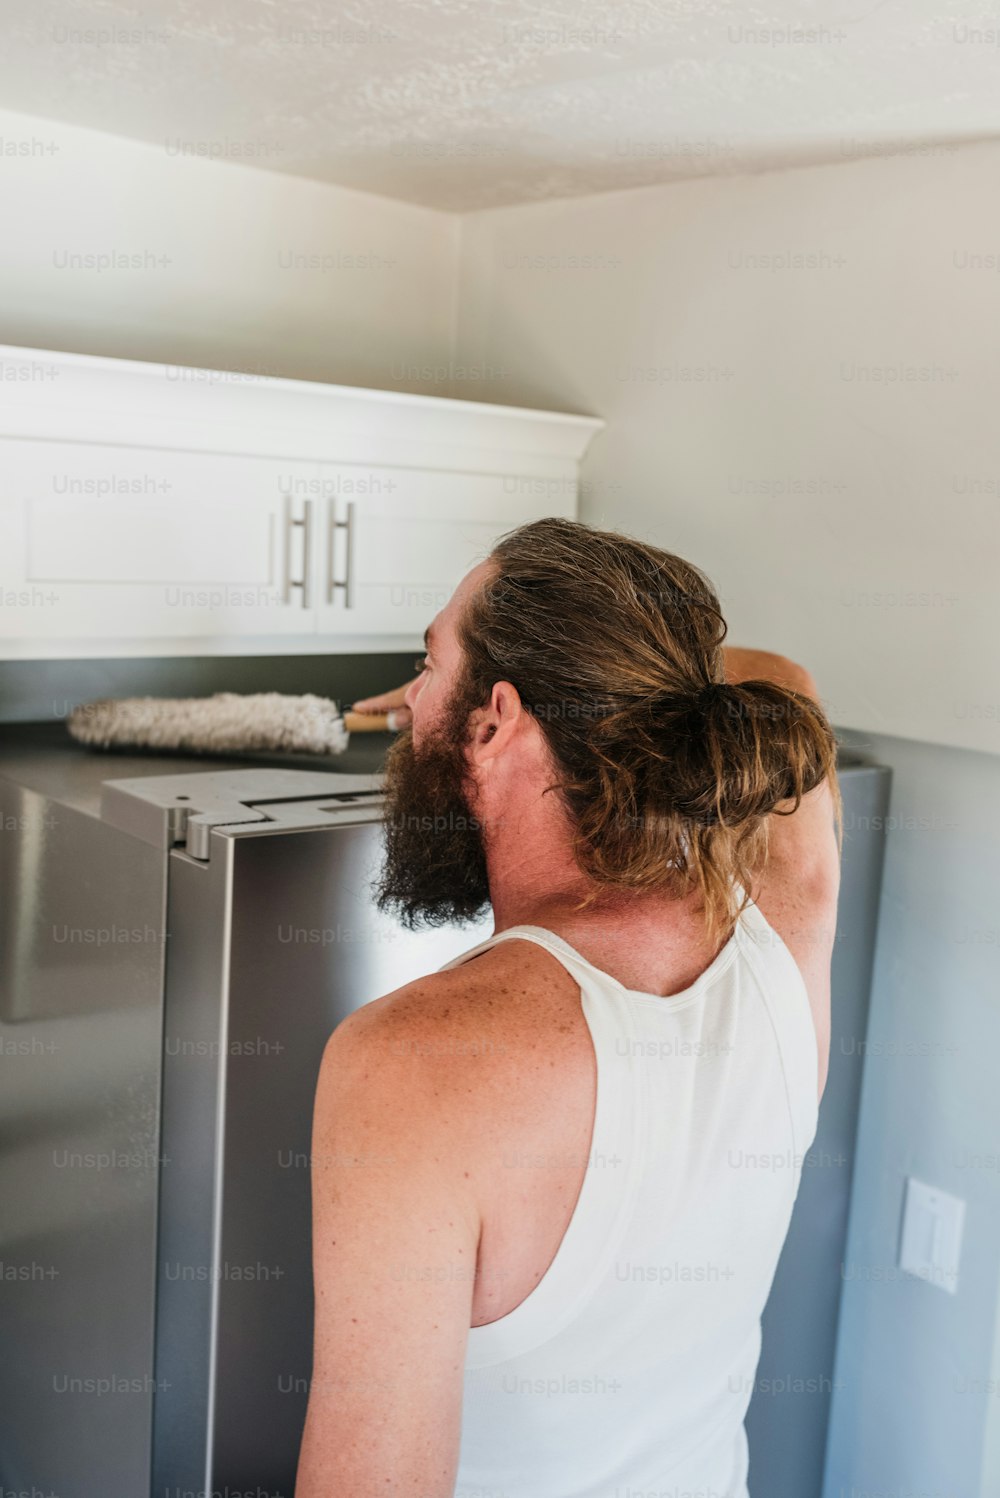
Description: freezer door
152,815,491,1496
0,776,166,1498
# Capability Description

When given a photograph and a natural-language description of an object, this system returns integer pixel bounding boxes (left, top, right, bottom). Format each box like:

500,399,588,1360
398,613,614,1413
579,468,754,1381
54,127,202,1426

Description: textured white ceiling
4,0,999,210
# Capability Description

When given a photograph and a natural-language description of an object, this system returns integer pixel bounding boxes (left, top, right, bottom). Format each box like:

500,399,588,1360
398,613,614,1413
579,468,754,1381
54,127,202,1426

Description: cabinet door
313,465,576,640
0,439,318,645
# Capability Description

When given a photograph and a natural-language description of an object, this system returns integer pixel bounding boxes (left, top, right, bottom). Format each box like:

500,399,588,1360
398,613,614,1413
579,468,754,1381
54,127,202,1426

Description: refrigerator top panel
100,766,384,857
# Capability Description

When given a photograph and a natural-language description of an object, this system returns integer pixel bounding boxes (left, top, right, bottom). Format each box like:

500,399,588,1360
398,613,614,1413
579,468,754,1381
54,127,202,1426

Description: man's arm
723,646,841,1101
722,645,840,896
295,989,481,1497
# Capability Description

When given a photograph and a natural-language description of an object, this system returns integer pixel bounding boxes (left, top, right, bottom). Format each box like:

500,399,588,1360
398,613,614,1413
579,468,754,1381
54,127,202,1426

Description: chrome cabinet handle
344,500,355,610
326,499,335,604
282,493,313,609
327,499,355,609
301,498,313,610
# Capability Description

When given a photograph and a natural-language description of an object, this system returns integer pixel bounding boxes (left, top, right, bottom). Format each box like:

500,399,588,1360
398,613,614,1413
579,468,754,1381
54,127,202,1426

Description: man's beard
373,693,492,929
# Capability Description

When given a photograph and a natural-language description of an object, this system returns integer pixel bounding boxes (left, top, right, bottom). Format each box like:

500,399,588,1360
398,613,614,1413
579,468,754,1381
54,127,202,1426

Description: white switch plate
899,1176,965,1294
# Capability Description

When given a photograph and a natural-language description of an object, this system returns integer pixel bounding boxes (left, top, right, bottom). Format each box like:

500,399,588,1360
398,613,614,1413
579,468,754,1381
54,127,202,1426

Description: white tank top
436,886,820,1498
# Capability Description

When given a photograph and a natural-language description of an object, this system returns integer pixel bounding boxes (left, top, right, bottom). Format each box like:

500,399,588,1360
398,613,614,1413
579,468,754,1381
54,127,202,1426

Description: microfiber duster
66,692,404,758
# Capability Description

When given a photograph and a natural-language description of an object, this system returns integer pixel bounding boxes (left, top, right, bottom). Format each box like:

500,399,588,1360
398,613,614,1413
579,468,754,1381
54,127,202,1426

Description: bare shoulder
319,937,588,1123
318,961,503,1123
328,935,579,1047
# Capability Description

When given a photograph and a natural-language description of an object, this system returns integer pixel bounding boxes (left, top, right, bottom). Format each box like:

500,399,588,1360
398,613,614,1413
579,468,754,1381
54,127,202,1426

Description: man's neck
476,784,697,945
485,844,693,940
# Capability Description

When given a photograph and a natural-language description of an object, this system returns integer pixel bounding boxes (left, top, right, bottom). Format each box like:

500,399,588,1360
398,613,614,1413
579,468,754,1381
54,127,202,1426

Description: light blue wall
823,726,1000,1498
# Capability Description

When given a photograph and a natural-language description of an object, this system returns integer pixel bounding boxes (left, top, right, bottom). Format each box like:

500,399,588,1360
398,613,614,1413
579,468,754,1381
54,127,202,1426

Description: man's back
436,883,822,1497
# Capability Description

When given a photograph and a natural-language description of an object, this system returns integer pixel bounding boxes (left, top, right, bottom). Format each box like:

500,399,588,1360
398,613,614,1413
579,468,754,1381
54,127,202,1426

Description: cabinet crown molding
0,343,603,473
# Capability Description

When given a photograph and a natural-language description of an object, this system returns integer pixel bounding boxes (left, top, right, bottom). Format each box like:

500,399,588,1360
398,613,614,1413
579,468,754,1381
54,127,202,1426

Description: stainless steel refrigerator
0,731,889,1497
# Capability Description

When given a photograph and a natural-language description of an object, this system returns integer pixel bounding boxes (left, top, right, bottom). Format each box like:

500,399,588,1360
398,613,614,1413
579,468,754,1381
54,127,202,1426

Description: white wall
0,107,458,392
454,141,1000,761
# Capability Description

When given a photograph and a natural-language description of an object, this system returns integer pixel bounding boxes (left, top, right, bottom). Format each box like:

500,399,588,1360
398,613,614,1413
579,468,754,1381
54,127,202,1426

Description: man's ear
468,681,523,762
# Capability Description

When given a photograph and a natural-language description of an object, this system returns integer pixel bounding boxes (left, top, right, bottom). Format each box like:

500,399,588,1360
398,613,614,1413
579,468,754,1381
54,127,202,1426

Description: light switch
899,1176,965,1294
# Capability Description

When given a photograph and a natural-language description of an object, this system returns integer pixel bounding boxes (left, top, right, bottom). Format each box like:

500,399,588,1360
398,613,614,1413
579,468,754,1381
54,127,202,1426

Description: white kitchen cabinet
312,465,576,639
0,343,602,658
0,439,317,643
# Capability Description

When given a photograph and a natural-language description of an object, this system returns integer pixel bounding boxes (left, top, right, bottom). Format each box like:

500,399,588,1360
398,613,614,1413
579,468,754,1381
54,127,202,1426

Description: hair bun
686,680,731,713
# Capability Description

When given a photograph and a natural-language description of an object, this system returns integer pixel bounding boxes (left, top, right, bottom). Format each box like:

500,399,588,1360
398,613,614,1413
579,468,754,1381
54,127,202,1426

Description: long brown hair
454,516,842,944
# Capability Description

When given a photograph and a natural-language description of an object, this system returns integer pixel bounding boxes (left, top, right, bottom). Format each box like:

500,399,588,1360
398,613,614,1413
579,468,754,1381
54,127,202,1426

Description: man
296,517,841,1497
